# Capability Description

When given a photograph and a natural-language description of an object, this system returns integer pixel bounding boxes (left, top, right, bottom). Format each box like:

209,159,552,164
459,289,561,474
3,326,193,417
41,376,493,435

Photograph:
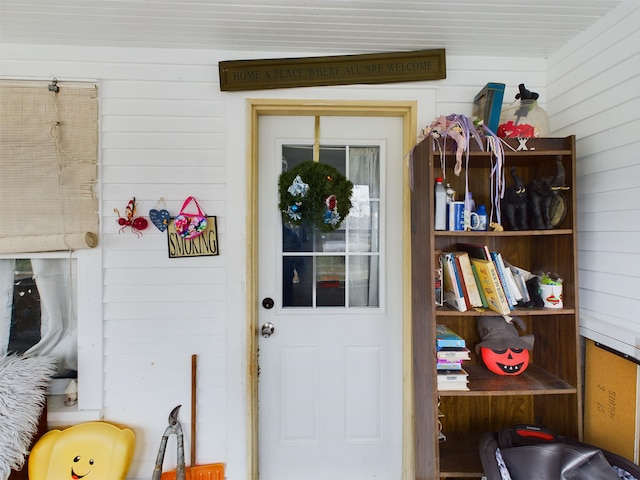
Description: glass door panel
281,144,380,309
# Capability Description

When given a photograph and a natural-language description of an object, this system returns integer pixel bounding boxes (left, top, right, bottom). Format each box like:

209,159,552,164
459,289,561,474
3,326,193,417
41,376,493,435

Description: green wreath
279,161,354,232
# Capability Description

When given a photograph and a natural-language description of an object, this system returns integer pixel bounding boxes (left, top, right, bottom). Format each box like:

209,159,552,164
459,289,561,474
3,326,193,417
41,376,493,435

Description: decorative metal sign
219,49,446,91
167,216,219,258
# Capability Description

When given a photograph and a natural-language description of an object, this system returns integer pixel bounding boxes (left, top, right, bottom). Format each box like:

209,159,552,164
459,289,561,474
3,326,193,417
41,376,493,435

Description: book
437,370,470,391
494,253,523,304
469,258,511,315
504,263,524,303
435,252,443,306
452,253,472,309
456,242,490,261
470,262,489,308
490,251,515,309
437,381,470,391
440,253,467,312
436,324,466,348
507,262,534,305
437,359,464,370
437,368,469,383
436,347,471,361
452,251,484,308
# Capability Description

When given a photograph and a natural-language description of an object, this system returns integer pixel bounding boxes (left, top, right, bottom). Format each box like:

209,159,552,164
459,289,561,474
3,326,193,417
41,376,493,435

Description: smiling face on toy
70,454,95,479
53,442,111,479
480,346,530,376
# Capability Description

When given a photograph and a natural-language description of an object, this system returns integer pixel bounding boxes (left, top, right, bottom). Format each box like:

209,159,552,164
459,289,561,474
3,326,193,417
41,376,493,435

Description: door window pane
281,144,381,309
316,256,345,307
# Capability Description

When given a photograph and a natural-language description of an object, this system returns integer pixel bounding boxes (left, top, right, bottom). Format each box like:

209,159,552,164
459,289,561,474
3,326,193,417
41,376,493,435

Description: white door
258,115,403,480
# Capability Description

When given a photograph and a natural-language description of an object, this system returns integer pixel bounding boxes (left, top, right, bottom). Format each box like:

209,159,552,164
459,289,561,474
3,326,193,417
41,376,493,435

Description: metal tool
152,405,186,480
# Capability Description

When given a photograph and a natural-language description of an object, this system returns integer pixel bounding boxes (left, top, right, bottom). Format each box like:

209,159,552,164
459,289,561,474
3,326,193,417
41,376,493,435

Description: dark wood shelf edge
436,307,576,316
435,228,573,237
437,363,577,396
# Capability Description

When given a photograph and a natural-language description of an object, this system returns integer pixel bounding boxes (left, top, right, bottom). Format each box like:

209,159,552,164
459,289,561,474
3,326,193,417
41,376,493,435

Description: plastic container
446,183,455,204
498,100,549,138
465,192,476,212
473,205,488,231
434,177,447,231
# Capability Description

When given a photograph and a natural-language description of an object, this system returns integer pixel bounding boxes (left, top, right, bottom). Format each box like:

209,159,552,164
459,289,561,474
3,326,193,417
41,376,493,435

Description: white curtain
0,260,13,354
0,258,77,373
349,147,380,307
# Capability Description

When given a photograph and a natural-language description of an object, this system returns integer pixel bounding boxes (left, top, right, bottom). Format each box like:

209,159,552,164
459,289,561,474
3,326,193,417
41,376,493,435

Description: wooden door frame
246,99,417,480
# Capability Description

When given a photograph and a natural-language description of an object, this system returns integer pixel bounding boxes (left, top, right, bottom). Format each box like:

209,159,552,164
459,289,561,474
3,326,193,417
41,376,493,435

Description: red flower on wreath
326,195,337,211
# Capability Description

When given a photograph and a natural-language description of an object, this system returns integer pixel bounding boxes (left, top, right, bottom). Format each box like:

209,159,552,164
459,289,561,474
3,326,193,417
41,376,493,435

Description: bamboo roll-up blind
0,80,98,253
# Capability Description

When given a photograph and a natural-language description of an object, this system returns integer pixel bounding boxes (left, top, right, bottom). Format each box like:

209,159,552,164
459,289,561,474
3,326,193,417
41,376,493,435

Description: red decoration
114,197,148,236
480,347,529,376
497,121,536,138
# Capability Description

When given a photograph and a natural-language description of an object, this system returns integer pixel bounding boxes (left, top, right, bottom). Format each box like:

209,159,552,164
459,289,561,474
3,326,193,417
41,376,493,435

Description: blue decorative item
287,175,309,197
149,198,171,232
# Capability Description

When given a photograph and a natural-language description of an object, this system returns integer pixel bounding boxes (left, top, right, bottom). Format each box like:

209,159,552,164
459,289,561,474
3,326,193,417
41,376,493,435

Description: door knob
261,322,275,338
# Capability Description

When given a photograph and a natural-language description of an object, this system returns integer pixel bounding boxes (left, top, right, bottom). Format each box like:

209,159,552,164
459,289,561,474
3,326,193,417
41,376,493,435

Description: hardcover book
440,253,467,312
436,360,464,371
437,368,469,383
436,347,471,361
456,242,490,261
470,262,489,308
452,251,484,308
437,381,470,391
490,251,516,308
469,258,511,315
436,324,466,348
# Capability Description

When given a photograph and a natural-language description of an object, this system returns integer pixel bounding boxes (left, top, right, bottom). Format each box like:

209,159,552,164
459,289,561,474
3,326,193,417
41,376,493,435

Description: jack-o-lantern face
480,347,530,376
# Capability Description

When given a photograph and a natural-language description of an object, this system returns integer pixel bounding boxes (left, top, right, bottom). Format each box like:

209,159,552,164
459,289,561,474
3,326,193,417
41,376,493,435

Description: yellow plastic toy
28,421,135,480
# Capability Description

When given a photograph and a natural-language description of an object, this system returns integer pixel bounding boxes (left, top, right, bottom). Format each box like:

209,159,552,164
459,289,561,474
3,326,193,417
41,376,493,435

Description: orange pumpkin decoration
476,316,534,377
480,347,530,376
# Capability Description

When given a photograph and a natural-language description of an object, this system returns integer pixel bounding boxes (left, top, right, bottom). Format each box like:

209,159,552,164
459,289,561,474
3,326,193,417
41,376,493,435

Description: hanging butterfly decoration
114,197,148,236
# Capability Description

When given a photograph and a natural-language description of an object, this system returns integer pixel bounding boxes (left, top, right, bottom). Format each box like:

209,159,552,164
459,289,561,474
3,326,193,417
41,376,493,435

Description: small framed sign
167,216,219,258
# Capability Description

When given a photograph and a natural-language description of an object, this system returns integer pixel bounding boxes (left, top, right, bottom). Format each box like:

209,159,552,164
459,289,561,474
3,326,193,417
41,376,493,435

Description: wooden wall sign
219,49,445,91
167,216,219,258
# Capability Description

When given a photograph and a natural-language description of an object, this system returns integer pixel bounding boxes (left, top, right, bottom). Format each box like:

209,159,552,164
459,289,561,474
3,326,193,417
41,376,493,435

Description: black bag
479,425,640,480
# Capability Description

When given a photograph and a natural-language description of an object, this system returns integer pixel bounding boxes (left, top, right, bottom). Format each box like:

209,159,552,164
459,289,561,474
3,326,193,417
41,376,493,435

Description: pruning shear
152,405,186,480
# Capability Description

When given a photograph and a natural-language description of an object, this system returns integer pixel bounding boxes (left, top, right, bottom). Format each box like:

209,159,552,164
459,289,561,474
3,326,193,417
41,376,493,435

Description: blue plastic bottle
475,205,488,231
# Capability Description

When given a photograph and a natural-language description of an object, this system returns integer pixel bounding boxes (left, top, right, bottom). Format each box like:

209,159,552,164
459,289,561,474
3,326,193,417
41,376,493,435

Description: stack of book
439,244,536,315
436,324,470,391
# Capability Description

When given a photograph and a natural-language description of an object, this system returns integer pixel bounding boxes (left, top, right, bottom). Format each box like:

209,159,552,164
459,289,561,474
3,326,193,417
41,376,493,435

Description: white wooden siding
547,1,640,358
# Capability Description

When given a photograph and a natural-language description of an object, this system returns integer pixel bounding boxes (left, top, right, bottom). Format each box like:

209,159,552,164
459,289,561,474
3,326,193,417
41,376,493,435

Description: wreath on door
278,161,353,232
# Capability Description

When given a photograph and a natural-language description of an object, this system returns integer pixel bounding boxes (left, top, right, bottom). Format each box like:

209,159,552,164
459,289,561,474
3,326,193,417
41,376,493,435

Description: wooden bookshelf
410,136,582,479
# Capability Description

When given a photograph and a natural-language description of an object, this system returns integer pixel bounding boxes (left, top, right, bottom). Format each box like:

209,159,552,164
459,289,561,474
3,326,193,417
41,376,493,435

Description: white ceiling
0,0,624,58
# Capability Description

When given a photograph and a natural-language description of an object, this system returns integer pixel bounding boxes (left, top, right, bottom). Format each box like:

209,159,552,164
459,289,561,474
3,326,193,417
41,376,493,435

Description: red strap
516,429,554,441
179,196,205,216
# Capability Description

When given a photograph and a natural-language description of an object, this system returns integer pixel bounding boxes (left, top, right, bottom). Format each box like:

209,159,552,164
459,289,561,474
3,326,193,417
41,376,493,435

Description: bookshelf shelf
438,364,577,396
411,135,582,479
436,306,576,316
434,228,573,237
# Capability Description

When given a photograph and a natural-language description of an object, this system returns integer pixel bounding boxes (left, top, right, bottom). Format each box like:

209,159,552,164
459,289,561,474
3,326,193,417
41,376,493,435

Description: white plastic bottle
434,177,447,230
466,191,476,212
